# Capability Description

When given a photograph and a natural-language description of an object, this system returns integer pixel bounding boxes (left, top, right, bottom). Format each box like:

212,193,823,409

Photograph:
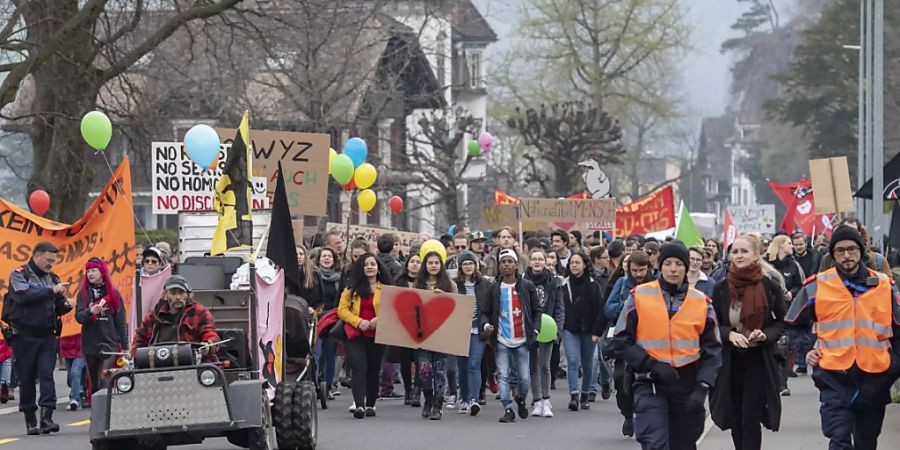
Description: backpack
1,265,33,338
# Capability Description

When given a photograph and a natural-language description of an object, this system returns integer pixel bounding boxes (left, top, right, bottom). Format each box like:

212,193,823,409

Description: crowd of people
2,215,900,449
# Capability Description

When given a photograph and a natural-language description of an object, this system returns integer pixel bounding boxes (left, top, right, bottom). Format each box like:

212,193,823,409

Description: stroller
284,295,328,410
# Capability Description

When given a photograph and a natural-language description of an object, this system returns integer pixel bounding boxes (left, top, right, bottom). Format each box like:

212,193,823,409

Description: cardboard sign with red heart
375,286,475,357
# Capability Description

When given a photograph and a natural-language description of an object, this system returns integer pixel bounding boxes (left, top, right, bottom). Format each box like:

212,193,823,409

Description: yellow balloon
357,188,377,213
328,148,337,174
419,239,447,264
354,163,377,189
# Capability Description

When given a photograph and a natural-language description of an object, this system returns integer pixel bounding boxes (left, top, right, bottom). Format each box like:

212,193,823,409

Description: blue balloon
448,224,456,236
343,137,368,168
184,124,221,170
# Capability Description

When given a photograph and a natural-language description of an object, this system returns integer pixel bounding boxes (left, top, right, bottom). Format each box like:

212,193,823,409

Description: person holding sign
413,251,458,421
484,249,540,423
338,253,391,419
385,254,423,408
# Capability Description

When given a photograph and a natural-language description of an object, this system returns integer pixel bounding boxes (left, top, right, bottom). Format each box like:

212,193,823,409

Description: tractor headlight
115,376,133,393
199,369,217,386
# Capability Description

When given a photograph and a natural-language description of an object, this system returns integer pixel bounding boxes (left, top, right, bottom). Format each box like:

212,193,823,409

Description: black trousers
10,334,57,412
613,359,634,419
633,382,705,450
345,337,386,408
730,348,768,450
85,354,114,395
820,402,886,450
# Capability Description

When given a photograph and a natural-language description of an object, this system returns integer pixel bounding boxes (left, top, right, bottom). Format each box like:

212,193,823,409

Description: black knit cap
829,225,866,256
658,242,690,269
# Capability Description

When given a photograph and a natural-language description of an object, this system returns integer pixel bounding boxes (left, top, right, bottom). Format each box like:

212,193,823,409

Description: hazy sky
473,0,749,119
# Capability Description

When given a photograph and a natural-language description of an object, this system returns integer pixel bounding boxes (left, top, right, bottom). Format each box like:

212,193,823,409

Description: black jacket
6,261,71,336
523,269,565,335
770,255,805,298
483,276,541,347
709,276,785,432
75,285,129,355
560,273,607,336
456,276,494,341
794,251,819,280
317,269,343,311
377,253,403,284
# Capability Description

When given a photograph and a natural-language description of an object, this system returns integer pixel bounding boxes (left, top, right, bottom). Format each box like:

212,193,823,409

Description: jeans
590,342,611,394
345,337,386,408
495,343,530,409
562,330,594,395
787,328,811,370
64,357,86,404
464,334,487,403
11,335,58,412
416,350,448,400
0,359,10,385
530,341,554,400
319,337,337,387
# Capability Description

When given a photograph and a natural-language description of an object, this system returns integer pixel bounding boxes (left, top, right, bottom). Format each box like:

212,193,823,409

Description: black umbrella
854,152,900,199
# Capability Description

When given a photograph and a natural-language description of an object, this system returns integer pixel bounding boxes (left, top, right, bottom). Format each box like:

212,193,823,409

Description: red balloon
389,195,403,214
341,179,356,191
29,190,50,215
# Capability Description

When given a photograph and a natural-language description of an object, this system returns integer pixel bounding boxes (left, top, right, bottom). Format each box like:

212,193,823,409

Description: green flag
675,202,704,247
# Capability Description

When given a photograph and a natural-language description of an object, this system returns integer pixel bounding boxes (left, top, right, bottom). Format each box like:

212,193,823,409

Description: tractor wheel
91,440,110,450
292,381,318,450
272,382,299,449
248,390,277,450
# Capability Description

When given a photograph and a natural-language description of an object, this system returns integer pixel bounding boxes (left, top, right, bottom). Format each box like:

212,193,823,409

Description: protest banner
217,128,330,217
615,186,675,237
518,198,616,230
324,222,420,249
152,141,269,214
480,205,544,232
0,158,136,337
375,286,475,357
255,269,284,399
809,157,853,215
727,204,777,235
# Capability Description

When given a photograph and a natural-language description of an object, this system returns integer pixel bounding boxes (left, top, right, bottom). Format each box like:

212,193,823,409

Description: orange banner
615,186,675,237
494,189,519,206
0,158,136,337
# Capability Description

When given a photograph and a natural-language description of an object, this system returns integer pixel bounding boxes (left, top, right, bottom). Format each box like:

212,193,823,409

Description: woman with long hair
453,251,493,416
315,247,343,399
414,251,458,420
765,235,805,301
710,235,785,450
295,245,322,312
523,248,563,417
338,253,391,419
385,254,422,407
74,257,128,399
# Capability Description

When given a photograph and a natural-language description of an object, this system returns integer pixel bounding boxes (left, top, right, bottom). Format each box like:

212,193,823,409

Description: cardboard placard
217,128,330,217
375,285,475,357
518,198,616,227
151,142,269,214
727,205,777,234
809,157,853,215
480,205,544,231
323,222,420,249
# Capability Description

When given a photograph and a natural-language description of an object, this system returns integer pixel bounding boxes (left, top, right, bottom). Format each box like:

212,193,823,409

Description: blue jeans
464,334,487,403
590,342,611,394
563,330,594,395
495,343,530,409
318,337,337,387
64,357,86,405
0,359,10,385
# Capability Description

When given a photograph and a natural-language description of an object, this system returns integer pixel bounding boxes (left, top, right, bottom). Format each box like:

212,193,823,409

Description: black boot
580,393,590,410
403,389,412,406
410,386,421,407
39,407,59,434
24,410,38,435
421,390,433,418
568,394,579,411
429,399,443,420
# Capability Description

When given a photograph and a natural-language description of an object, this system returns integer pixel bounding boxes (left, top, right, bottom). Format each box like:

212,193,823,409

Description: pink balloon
478,131,493,150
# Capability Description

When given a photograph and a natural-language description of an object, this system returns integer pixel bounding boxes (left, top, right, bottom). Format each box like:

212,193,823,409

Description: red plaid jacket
131,298,219,361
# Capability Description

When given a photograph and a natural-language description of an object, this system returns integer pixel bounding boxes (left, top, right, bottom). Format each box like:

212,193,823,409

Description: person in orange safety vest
786,226,900,450
612,242,723,450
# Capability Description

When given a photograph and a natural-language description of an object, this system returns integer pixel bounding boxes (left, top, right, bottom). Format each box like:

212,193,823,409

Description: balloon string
98,151,154,246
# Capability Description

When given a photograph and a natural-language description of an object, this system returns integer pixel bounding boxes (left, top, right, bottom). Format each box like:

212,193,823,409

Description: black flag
266,161,302,296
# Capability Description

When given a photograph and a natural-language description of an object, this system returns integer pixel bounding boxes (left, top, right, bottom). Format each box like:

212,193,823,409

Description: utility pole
857,0,885,249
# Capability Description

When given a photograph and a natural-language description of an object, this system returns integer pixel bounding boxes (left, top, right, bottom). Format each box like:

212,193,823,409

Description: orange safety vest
814,268,893,373
634,280,709,368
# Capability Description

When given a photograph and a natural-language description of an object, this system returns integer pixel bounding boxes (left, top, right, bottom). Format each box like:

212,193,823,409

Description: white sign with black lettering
151,142,269,215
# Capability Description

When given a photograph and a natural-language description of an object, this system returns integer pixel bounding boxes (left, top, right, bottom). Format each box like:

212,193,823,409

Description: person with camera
3,242,73,435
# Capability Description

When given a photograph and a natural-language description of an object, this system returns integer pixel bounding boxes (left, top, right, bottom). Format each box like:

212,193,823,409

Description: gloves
648,361,680,383
686,383,710,413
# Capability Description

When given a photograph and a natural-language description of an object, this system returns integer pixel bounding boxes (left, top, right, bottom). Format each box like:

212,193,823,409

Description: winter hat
457,250,479,266
143,247,164,262
658,242,690,269
164,274,192,293
829,226,866,256
498,248,518,263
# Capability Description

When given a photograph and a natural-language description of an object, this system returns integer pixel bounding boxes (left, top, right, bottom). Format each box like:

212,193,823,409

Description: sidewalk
0,365,74,416
699,374,900,448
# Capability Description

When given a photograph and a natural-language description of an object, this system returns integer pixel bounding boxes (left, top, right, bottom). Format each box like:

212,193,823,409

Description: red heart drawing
395,291,456,343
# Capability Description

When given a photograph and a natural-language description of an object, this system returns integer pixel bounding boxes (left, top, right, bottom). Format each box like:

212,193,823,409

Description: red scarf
727,263,767,330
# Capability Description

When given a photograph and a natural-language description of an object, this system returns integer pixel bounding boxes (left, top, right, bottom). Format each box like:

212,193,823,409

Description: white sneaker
348,402,357,413
446,394,457,408
542,399,554,418
531,400,544,417
458,401,470,414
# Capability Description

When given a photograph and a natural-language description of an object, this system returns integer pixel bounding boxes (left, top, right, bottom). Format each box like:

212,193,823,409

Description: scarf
728,263,767,330
567,272,591,304
318,267,341,284
525,267,551,287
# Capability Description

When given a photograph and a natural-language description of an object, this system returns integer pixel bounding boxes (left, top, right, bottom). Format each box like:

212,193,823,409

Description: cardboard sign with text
217,128,330,217
727,204,776,234
518,198,616,229
375,285,474,357
323,223,420,249
809,157,853,215
480,205,544,232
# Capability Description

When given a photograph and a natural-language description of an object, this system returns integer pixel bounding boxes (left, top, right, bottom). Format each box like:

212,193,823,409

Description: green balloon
467,140,481,157
537,313,558,343
331,154,355,185
80,111,113,151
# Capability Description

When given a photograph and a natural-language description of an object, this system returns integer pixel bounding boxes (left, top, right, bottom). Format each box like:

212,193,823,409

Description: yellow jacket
337,282,382,329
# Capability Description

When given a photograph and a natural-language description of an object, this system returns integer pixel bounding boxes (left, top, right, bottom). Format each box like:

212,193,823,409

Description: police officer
786,226,900,450
5,242,73,435
613,242,722,449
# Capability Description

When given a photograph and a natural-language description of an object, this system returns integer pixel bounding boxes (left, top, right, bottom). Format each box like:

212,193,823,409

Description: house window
467,49,482,89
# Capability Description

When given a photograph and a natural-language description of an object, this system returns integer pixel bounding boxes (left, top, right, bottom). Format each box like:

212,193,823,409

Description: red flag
494,189,519,205
768,178,820,235
723,208,737,250
615,186,676,237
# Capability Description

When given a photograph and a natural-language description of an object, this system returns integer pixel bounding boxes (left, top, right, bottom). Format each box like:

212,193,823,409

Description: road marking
0,438,18,445
68,419,91,426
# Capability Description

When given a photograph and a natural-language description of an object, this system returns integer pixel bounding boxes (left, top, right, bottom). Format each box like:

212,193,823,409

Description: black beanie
829,226,866,256
658,242,690,269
